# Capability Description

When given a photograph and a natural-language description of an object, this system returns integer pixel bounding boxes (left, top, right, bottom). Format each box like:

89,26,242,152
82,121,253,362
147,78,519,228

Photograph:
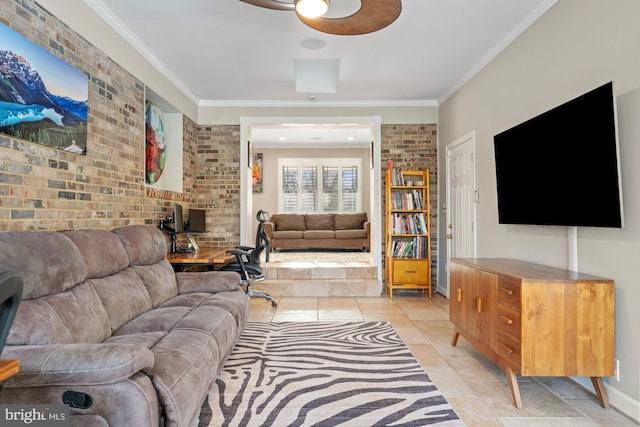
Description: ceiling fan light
295,0,329,18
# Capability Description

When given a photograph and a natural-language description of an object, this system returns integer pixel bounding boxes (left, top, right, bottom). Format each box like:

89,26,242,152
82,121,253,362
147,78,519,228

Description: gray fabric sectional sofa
0,225,249,427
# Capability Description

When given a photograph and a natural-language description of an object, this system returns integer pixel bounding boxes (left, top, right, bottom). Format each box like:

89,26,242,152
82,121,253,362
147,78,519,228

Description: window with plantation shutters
278,159,361,213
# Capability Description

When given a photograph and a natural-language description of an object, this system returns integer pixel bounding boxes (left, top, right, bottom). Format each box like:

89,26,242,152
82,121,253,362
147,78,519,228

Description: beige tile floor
248,292,638,427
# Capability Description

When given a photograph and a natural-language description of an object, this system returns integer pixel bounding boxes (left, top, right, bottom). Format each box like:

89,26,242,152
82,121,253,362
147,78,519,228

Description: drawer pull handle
500,315,514,325
506,289,514,295
457,288,462,302
405,270,417,274
503,344,515,355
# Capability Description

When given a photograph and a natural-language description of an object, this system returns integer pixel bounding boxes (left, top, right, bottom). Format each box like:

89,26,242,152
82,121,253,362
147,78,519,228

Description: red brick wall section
194,126,241,248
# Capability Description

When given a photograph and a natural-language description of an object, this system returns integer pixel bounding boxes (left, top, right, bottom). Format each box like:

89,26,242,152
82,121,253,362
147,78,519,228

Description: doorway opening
240,116,383,282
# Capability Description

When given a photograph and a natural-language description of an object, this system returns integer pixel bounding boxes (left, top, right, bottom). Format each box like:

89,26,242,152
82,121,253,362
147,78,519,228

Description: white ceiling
84,0,556,145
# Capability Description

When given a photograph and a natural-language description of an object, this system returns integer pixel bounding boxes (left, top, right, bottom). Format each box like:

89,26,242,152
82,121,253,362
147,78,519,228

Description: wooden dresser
449,258,614,409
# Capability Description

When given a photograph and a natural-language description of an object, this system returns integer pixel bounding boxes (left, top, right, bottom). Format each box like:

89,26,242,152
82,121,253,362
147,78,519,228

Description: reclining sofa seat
0,225,249,427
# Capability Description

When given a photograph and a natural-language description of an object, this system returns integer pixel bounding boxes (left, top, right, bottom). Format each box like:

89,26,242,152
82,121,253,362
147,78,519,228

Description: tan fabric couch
265,213,370,251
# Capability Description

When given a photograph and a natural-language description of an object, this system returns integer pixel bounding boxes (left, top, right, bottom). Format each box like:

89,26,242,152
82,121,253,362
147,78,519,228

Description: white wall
252,147,371,219
438,0,640,418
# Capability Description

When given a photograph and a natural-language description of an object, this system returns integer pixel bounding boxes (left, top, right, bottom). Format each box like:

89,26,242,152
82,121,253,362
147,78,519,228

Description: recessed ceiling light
279,137,286,140
300,38,326,50
347,136,355,141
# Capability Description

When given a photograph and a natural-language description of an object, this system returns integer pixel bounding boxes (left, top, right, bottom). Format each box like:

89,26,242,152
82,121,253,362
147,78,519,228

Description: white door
443,132,477,297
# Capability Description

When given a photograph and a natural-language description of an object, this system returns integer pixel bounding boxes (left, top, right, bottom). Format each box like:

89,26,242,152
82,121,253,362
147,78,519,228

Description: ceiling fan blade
297,0,402,35
239,0,294,11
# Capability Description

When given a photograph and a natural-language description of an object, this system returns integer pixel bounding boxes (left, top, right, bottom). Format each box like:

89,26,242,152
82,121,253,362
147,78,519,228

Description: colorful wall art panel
0,23,88,154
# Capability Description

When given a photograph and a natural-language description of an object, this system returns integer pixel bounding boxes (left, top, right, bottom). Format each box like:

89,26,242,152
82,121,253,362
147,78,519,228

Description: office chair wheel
271,301,278,308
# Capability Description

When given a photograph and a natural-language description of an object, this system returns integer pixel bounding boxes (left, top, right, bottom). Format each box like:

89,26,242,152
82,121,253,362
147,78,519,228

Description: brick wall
194,126,241,248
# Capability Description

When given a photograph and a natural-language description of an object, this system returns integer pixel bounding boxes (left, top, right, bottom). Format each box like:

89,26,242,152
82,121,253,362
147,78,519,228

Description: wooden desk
0,359,19,382
167,247,234,271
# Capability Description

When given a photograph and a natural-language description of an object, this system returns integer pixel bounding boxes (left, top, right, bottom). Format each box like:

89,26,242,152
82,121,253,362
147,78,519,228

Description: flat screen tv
494,81,623,228
172,203,185,233
188,208,206,233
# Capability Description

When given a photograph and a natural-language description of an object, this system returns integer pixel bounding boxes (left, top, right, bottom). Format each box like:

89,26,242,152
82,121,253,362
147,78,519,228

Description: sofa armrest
175,270,242,294
364,221,371,248
264,222,274,239
1,343,154,388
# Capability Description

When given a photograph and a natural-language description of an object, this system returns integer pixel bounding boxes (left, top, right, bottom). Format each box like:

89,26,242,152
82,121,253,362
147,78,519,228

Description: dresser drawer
392,260,429,283
497,330,521,371
497,277,520,309
497,305,521,339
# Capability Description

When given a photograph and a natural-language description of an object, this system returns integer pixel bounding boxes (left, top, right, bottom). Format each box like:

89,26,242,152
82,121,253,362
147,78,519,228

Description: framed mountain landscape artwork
0,23,88,154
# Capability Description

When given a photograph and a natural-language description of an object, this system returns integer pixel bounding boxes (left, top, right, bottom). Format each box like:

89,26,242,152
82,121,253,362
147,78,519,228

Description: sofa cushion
0,231,87,299
63,229,130,279
273,230,304,239
335,229,367,239
112,225,168,266
304,230,335,239
132,260,180,307
273,214,306,231
113,306,190,336
334,212,368,230
305,214,334,230
88,269,153,332
7,282,111,345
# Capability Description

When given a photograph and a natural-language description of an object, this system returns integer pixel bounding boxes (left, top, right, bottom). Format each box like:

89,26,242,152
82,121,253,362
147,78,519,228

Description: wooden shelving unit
384,168,431,298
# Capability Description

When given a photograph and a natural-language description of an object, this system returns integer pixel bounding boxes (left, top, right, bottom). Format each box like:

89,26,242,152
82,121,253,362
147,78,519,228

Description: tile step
251,277,383,298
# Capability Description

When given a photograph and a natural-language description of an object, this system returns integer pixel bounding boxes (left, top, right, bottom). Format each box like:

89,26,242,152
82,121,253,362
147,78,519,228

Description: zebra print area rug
200,321,465,426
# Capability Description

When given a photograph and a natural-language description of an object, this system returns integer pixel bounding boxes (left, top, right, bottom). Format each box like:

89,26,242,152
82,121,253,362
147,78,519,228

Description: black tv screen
494,81,623,228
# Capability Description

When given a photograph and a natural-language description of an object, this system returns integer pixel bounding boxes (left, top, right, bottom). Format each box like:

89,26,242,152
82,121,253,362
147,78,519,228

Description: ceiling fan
239,0,402,35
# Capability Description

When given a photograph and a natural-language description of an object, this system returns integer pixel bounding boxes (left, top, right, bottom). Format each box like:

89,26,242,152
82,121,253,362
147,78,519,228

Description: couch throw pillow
334,212,367,230
305,214,334,230
274,214,306,231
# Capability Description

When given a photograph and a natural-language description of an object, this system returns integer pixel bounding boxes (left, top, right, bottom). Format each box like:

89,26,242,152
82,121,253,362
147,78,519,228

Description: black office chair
0,272,23,359
222,210,277,307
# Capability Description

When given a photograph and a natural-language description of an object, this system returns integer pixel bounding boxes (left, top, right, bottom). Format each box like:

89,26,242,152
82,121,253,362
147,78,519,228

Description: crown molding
198,99,439,108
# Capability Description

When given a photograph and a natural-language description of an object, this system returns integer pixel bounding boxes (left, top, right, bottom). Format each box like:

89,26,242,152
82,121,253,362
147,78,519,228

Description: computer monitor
172,203,184,233
188,208,206,233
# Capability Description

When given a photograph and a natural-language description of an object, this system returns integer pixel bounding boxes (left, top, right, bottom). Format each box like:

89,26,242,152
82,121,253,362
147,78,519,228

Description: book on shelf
391,190,424,210
391,213,427,234
390,167,405,186
391,236,428,259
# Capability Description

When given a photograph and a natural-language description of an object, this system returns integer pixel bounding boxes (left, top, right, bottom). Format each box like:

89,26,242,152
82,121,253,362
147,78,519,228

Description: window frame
277,158,362,213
